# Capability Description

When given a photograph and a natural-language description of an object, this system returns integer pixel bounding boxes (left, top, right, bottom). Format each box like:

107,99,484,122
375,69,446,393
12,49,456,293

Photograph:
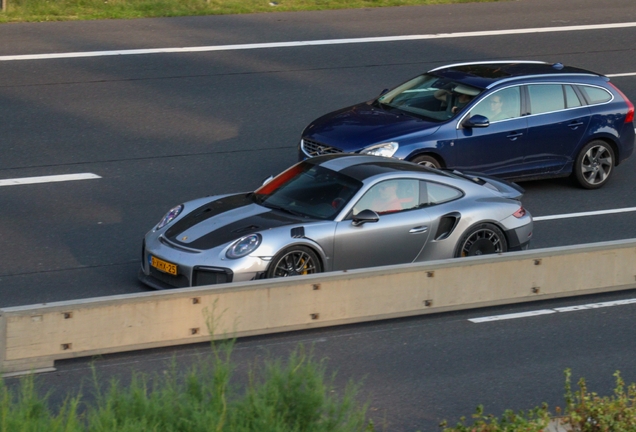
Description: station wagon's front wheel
574,140,615,189
455,223,507,258
267,246,322,278
411,154,442,169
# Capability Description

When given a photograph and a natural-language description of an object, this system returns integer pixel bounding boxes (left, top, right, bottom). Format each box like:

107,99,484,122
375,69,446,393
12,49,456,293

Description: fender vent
291,227,305,238
435,213,460,240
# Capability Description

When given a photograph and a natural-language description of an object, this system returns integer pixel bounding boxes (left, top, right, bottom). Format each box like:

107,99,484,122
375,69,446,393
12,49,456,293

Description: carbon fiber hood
165,194,307,250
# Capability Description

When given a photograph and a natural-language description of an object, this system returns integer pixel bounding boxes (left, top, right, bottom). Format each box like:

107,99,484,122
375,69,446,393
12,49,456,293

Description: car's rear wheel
267,246,322,278
455,223,507,257
411,154,442,169
573,140,615,189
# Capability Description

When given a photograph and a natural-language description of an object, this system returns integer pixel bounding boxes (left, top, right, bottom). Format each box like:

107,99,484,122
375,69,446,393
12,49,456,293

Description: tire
573,140,615,189
266,246,322,278
455,223,507,258
411,154,442,169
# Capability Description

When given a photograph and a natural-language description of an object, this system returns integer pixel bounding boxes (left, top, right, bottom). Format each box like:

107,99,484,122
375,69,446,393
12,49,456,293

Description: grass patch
0,0,500,23
441,369,636,432
0,342,374,431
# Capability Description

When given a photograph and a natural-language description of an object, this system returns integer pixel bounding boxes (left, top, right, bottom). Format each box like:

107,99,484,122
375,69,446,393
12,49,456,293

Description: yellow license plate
150,256,177,276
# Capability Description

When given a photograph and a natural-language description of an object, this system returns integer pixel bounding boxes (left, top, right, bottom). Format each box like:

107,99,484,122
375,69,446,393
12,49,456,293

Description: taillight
512,207,526,218
609,82,634,124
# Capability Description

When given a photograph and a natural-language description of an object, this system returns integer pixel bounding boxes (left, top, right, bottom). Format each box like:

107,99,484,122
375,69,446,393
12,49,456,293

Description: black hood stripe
166,194,308,250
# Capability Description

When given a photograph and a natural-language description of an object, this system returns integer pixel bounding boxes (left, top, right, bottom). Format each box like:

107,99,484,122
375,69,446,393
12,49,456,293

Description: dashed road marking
0,173,101,187
534,207,636,221
470,298,636,323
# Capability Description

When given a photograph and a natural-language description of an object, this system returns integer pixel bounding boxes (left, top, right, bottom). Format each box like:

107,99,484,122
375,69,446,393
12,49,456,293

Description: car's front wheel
573,140,615,189
267,246,322,278
455,223,507,257
410,154,442,169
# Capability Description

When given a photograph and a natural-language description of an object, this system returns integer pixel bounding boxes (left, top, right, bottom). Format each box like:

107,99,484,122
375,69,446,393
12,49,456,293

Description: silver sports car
139,154,533,289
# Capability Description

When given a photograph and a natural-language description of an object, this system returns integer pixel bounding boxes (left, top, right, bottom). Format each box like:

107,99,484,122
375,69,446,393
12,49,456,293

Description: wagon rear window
578,85,612,105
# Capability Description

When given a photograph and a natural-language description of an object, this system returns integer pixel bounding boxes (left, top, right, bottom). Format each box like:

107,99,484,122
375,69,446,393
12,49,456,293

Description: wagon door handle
568,120,584,129
409,226,428,234
506,131,524,140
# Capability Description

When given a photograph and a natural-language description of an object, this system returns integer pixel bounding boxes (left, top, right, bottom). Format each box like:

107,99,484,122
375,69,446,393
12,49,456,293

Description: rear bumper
505,223,533,251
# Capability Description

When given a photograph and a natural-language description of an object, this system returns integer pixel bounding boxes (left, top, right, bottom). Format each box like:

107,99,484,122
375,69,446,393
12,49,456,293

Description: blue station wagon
299,61,635,189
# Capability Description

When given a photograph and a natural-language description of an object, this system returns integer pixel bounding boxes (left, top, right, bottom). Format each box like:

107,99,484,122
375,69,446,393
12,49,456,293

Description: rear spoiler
444,169,525,200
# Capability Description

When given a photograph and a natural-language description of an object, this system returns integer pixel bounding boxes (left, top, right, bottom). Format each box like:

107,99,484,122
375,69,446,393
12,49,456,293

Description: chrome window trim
575,83,615,106
524,82,614,117
455,82,615,129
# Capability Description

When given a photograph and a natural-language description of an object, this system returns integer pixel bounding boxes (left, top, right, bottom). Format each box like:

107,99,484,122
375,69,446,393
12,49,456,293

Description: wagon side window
527,84,565,115
468,87,521,122
577,85,613,105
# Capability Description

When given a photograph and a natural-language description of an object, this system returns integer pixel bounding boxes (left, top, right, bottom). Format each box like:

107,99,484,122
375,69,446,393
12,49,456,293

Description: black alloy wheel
455,223,507,257
267,246,322,278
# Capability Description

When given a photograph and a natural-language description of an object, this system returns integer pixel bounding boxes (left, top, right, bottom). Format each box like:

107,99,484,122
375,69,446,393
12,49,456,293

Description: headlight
156,204,183,230
360,142,399,158
226,234,262,259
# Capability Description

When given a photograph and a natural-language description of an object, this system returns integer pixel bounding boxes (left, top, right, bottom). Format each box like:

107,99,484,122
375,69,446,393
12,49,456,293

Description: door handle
568,121,584,129
506,131,524,140
409,226,428,234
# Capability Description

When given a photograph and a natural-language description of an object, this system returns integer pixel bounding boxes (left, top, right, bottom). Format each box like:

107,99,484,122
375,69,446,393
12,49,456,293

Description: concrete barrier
2,239,636,376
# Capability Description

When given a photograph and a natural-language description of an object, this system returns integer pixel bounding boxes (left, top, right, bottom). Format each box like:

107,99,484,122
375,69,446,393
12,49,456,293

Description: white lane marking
534,207,636,221
470,298,636,323
0,173,101,186
2,22,636,62
554,298,636,312
469,309,556,323
607,72,636,77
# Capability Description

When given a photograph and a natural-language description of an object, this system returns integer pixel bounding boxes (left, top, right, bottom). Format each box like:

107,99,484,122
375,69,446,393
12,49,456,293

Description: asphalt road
1,0,636,430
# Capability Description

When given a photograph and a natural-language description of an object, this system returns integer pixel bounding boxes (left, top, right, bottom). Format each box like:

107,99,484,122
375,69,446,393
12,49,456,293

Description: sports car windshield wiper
260,202,309,218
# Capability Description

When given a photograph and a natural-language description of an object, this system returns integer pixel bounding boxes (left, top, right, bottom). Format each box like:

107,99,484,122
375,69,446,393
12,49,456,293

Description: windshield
377,74,482,122
253,161,362,220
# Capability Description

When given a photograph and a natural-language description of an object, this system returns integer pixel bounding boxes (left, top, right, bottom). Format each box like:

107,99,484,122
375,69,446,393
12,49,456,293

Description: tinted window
353,179,419,215
377,74,482,122
578,85,612,105
255,163,362,220
469,87,521,122
422,181,462,205
565,85,582,108
528,84,565,114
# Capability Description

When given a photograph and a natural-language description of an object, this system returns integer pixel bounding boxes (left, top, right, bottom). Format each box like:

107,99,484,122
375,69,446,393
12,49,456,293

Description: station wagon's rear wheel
267,246,322,278
574,140,615,189
411,154,442,169
455,223,507,258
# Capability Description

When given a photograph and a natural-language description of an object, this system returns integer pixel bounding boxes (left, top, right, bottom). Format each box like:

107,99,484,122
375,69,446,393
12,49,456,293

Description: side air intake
435,213,461,240
291,227,305,238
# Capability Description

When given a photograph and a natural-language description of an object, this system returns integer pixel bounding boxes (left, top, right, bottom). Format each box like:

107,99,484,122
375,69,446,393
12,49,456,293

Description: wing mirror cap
352,209,380,226
462,114,490,128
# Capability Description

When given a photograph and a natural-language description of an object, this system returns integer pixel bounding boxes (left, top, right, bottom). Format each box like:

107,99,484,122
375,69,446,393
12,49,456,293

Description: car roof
310,154,445,182
427,61,604,90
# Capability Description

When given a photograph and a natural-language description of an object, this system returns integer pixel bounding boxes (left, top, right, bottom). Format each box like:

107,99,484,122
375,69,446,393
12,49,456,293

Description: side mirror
352,209,380,226
379,88,389,96
462,114,490,129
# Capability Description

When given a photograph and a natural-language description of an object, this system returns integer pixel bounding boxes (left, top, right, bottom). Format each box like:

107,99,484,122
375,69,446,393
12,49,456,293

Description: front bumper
139,237,268,289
